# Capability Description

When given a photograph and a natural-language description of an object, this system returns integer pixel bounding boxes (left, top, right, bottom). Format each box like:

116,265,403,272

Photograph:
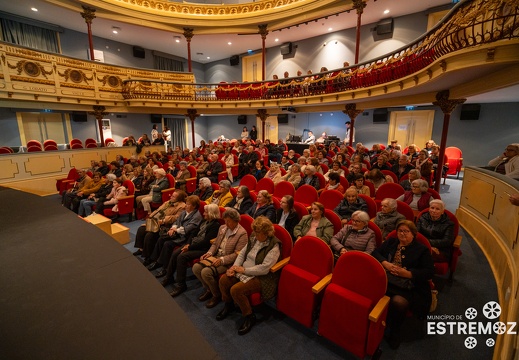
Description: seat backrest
187,165,197,178
273,224,293,259
293,201,310,219
165,173,175,188
319,189,343,210
375,182,405,201
333,251,387,301
338,176,349,192
358,194,377,219
27,140,42,149
290,236,334,278
381,170,398,183
324,209,343,234
85,138,98,148
315,172,326,189
364,180,376,197
396,200,415,221
445,147,462,160
294,184,319,205
273,180,296,200
123,180,135,196
239,174,257,191
367,221,383,246
0,146,14,154
239,214,254,236
27,145,43,152
386,230,432,253
427,188,441,200
255,177,275,194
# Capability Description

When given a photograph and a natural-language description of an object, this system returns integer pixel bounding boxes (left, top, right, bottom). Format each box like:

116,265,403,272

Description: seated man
391,154,415,181
304,131,315,144
202,154,223,184
334,187,368,224
62,169,92,209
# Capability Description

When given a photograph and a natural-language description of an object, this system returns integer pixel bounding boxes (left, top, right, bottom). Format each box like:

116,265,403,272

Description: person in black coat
416,199,455,262
246,190,276,222
334,187,368,224
226,186,254,215
249,126,258,141
204,154,224,183
372,220,434,349
162,203,221,290
275,195,300,242
238,146,258,179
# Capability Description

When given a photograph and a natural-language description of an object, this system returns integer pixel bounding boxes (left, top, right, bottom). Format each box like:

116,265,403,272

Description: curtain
0,19,59,53
153,55,184,72
165,117,187,150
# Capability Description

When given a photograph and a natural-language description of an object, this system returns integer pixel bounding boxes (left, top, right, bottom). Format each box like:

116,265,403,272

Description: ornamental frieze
7,60,53,79
58,69,93,84
60,82,95,90
97,75,122,88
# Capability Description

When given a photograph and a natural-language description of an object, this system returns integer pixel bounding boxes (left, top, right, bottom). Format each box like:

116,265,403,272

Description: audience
330,210,376,260
397,179,433,212
275,195,299,242
246,190,276,222
226,186,254,214
373,198,406,239
293,202,334,244
334,187,368,224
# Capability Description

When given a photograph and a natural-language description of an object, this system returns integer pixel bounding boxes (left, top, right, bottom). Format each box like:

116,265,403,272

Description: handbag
386,272,414,290
145,218,160,232
199,256,217,267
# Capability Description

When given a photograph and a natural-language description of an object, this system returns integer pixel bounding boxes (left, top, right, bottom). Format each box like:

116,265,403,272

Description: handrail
121,0,519,102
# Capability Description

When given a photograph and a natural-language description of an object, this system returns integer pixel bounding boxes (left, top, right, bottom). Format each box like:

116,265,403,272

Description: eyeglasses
411,185,420,188
398,229,411,234
351,219,363,224
505,148,516,152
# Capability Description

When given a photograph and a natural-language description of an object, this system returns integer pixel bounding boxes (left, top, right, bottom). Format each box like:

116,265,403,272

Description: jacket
416,212,455,258
372,237,434,318
275,209,299,241
402,191,432,211
189,219,221,251
334,198,368,220
206,190,233,207
207,224,248,266
293,215,334,245
330,224,376,254
193,187,214,202
151,200,186,226
167,209,203,245
151,177,170,203
247,203,276,222
298,175,320,190
374,210,406,239
226,197,254,215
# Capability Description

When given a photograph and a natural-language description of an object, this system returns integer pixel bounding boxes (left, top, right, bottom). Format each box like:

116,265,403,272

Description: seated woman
135,168,170,217
196,155,210,176
322,172,344,194
411,150,433,185
192,208,248,309
98,178,128,215
216,216,281,335
396,179,433,212
400,169,421,191
308,157,324,175
132,190,187,261
283,163,302,188
416,199,455,262
275,195,300,242
334,187,369,225
351,173,370,195
193,177,214,202
78,174,116,217
293,202,334,245
323,161,345,181
373,198,406,239
187,153,199,168
246,190,276,222
264,162,283,185
330,210,376,259
372,220,434,349
371,154,391,171
406,144,419,161
206,180,233,207
298,165,320,190
226,186,254,215
365,168,393,192
251,160,267,181
335,153,350,168
174,161,191,192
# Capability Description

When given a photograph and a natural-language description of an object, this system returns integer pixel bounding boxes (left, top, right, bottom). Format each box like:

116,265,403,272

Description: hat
106,174,117,181
154,168,166,176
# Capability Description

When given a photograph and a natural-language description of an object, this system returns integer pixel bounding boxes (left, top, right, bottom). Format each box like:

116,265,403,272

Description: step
110,223,130,245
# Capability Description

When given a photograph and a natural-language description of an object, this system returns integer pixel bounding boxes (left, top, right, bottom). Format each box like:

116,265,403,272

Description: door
242,53,263,82
388,110,435,150
19,112,66,145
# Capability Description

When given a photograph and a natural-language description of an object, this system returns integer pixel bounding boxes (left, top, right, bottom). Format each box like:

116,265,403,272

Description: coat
275,209,299,241
151,176,170,203
416,212,455,259
226,197,254,215
334,198,368,220
247,203,276,222
207,224,248,266
293,215,334,245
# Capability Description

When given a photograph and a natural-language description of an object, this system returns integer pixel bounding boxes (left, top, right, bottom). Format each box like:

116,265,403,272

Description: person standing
249,126,258,142
163,126,171,149
151,124,159,142
344,121,355,145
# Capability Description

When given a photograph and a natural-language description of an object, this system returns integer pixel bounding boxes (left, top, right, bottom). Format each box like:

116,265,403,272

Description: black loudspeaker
373,108,388,123
71,111,87,122
280,42,293,55
237,115,247,124
230,55,240,66
460,104,481,120
151,114,162,123
376,19,394,35
277,114,289,124
133,46,145,59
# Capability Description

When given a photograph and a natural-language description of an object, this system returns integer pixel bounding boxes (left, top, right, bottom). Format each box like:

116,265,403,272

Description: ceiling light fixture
384,9,390,14
112,26,121,34
174,36,181,43
31,7,38,12
228,42,232,45
275,38,279,42
328,27,333,31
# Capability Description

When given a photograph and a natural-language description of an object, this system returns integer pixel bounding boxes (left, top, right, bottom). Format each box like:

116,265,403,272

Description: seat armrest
312,273,333,294
270,257,290,273
369,295,390,322
453,235,462,248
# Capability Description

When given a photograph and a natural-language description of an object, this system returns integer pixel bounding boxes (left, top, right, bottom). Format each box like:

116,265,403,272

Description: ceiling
2,0,518,103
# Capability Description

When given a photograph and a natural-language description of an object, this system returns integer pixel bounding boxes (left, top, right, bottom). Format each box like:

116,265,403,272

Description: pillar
258,25,268,81
183,28,194,73
257,109,269,142
352,0,366,64
432,90,466,192
89,106,108,147
342,104,363,147
80,6,96,61
185,109,199,148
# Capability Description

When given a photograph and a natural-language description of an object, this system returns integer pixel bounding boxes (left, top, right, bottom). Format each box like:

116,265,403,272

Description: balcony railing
121,0,519,102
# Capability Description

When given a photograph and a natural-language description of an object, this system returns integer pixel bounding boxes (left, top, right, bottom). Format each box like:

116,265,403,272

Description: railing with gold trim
120,0,519,102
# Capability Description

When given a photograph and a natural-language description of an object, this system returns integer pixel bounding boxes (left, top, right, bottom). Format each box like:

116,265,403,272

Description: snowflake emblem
465,307,477,320
486,338,495,347
483,301,501,319
493,322,506,334
465,337,477,349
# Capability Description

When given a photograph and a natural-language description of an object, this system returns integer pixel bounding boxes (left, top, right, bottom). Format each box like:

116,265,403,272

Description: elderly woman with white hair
396,179,433,212
487,143,519,180
298,164,320,190
283,163,302,188
416,199,455,262
193,177,214,201
374,198,406,239
330,210,376,260
136,167,170,217
400,169,421,191
264,162,283,185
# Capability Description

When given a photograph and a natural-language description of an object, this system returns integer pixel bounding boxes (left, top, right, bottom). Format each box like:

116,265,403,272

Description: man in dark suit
204,154,223,183
238,146,258,179
391,154,415,181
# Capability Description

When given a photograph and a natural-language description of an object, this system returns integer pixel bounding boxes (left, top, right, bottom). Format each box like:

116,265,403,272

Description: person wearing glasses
372,220,434,350
396,179,433,212
330,210,376,261
487,143,519,179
